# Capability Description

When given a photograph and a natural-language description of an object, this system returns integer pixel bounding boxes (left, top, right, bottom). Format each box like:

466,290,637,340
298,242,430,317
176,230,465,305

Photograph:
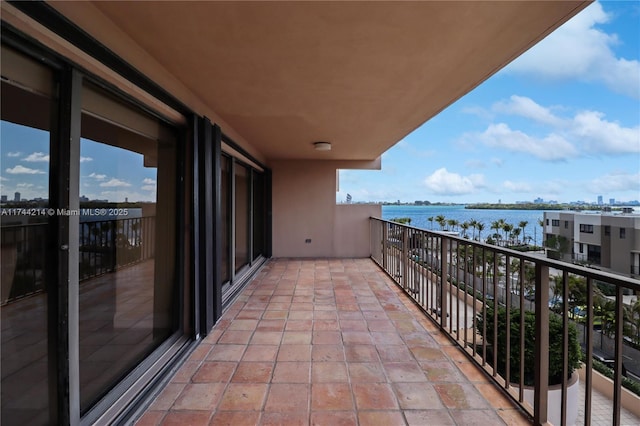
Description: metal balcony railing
370,217,640,425
1,216,155,305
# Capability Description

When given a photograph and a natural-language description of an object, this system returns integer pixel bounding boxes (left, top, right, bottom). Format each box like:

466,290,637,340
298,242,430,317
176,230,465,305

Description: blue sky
337,1,640,204
0,123,157,202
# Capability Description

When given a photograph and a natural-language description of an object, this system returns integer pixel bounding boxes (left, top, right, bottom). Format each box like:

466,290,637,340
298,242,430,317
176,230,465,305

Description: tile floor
135,258,531,425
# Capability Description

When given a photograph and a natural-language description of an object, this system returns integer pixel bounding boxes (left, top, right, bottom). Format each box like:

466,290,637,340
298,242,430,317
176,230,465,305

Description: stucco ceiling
73,1,589,161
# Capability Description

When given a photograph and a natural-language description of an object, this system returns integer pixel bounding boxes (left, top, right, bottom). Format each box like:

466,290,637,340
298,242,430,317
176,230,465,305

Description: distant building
544,211,640,278
610,198,615,205
0,195,6,203
534,197,544,203
597,195,603,205
346,194,352,204
13,192,20,202
80,195,89,202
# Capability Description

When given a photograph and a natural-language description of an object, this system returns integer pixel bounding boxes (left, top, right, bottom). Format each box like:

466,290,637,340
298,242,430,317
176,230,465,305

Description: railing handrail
370,216,640,290
370,216,640,425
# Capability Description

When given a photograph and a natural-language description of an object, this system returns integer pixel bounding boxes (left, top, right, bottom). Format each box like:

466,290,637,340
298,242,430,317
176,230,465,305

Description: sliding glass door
1,41,183,423
0,44,55,426
78,82,179,412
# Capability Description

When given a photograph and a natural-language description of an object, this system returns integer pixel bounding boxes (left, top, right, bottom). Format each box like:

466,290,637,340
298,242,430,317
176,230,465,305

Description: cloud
99,178,131,188
571,111,640,154
80,156,93,163
0,176,7,181
17,183,34,188
484,96,639,157
502,180,533,193
6,152,21,157
505,2,640,99
477,123,578,161
22,152,50,162
5,165,45,174
142,178,156,185
493,95,565,127
88,173,107,181
588,171,640,193
423,168,485,195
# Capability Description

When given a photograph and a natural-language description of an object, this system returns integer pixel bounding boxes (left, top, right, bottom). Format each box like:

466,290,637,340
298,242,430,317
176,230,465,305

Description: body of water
382,204,546,245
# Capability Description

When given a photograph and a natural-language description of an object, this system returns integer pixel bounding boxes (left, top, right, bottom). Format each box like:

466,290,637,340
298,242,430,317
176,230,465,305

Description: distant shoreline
465,203,626,211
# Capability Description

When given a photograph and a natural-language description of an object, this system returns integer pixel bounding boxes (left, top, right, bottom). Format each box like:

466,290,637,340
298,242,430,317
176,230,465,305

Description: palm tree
469,218,478,240
518,221,528,246
511,228,521,245
476,222,485,242
435,215,446,230
536,218,544,247
428,216,435,230
447,219,458,232
502,223,513,246
490,220,502,245
460,222,470,238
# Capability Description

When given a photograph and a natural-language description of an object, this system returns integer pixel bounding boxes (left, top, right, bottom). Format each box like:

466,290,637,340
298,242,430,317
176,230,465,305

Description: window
579,243,584,253
221,155,230,283
546,219,549,225
78,82,179,413
564,221,569,229
234,163,249,272
604,226,610,236
552,219,560,226
620,228,626,239
587,245,601,264
579,224,594,233
1,44,55,425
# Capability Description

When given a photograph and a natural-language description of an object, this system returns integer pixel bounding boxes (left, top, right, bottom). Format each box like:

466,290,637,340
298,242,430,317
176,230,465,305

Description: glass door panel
78,83,178,412
234,163,249,272
0,46,54,426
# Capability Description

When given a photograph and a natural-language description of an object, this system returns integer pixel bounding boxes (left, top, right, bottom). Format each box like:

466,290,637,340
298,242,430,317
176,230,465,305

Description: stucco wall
334,204,381,257
272,160,381,258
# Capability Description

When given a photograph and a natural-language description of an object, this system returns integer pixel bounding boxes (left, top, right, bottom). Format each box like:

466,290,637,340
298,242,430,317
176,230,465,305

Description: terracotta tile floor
136,258,530,425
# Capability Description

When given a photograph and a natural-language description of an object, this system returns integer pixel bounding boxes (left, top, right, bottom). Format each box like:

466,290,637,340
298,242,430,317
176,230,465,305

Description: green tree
460,222,470,238
518,220,528,245
390,217,411,225
476,222,485,242
502,223,513,245
435,215,446,230
428,216,435,230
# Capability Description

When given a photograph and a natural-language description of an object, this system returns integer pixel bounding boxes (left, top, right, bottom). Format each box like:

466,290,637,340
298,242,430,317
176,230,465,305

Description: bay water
381,204,546,245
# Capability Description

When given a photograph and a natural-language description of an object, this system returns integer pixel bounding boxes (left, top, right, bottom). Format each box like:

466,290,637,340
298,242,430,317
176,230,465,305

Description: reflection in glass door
78,83,178,412
0,46,54,426
234,163,249,272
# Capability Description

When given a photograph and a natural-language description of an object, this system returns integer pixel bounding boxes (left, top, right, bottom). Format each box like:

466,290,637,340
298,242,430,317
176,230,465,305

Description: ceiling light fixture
313,141,332,151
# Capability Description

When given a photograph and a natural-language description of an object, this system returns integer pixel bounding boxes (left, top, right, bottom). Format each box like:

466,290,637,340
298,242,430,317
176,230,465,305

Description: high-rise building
13,192,20,202
597,195,603,205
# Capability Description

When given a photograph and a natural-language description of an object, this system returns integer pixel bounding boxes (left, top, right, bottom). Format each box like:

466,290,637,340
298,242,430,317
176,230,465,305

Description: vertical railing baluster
505,254,511,389
585,277,593,426
534,263,550,425
519,258,525,403
613,285,624,426
402,227,409,292
440,237,448,329
561,271,569,426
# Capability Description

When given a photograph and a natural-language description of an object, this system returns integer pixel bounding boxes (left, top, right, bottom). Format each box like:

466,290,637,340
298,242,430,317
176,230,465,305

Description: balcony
135,258,529,425
135,219,640,426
